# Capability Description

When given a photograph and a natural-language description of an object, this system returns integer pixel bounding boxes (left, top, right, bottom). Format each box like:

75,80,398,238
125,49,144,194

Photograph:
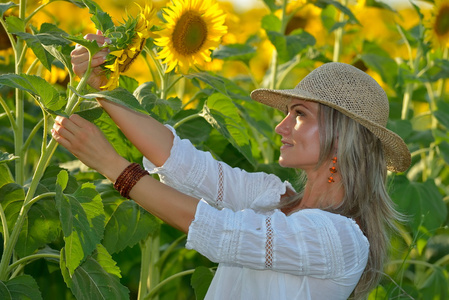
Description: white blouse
143,126,369,300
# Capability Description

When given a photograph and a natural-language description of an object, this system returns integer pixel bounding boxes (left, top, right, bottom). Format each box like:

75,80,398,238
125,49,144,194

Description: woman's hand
71,30,110,90
52,114,129,182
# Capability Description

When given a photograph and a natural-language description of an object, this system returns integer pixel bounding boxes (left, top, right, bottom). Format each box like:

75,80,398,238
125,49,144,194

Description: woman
53,34,411,299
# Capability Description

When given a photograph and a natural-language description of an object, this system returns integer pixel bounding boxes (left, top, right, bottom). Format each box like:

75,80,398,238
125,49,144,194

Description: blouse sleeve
143,125,292,211
186,200,369,279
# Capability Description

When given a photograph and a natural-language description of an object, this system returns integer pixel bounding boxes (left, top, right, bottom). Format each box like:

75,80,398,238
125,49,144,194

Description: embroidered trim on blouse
265,216,274,269
216,162,224,206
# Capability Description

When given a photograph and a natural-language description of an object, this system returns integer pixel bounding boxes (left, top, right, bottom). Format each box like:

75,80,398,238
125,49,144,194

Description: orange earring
328,156,337,183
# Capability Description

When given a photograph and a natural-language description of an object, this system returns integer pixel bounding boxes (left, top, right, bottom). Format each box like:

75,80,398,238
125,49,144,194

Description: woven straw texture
250,62,411,172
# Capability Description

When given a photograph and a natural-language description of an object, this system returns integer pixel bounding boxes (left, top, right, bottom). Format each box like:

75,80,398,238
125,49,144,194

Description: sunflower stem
269,0,288,89
145,269,196,300
242,63,260,89
165,75,183,96
13,0,28,187
65,53,94,115
0,203,9,252
138,232,160,300
401,41,422,120
173,112,201,130
25,57,40,75
25,2,50,24
22,118,44,159
0,17,17,51
8,253,60,279
0,96,16,131
436,47,448,99
160,72,170,100
145,47,165,89
333,0,348,62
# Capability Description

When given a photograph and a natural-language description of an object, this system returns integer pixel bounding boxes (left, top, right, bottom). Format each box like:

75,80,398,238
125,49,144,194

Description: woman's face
275,99,321,170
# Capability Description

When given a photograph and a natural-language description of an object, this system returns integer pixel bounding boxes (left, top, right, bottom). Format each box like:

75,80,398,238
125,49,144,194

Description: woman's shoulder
292,209,369,245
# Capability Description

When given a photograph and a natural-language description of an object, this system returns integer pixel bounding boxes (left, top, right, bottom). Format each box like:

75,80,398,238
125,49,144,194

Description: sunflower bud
101,2,156,90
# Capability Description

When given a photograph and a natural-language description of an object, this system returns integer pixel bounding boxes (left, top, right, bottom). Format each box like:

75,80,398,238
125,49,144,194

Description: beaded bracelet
113,163,149,199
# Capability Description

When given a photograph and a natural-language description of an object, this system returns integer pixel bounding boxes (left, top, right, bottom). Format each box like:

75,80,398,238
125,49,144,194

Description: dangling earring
328,156,337,183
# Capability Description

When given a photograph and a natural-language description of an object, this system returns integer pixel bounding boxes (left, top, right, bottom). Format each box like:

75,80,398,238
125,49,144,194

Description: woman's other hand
52,114,129,182
71,30,110,90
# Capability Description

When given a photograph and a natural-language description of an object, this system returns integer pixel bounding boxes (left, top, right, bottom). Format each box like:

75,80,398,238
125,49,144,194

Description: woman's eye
295,110,305,117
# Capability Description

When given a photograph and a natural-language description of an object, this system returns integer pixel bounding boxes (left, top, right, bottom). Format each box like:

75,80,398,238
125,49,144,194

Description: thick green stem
269,0,288,89
13,0,28,186
65,61,93,115
333,0,348,62
436,47,448,99
401,83,414,120
0,139,58,280
160,73,170,101
138,232,160,300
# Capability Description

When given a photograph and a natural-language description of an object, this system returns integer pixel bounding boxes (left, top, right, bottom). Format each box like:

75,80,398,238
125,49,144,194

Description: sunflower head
428,0,449,48
101,2,156,90
155,0,227,73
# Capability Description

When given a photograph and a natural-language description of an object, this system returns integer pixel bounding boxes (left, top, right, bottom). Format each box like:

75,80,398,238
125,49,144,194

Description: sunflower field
0,0,448,299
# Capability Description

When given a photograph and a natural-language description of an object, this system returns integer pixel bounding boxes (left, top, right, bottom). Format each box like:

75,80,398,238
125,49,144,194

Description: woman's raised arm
71,32,174,167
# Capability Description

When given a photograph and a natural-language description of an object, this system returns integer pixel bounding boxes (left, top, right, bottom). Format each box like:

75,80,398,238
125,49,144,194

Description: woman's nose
275,114,291,136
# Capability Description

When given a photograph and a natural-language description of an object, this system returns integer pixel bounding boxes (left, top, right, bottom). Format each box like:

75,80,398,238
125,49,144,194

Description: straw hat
250,62,411,172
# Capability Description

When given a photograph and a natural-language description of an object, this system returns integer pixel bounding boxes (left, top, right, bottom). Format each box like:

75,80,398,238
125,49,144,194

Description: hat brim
250,88,411,173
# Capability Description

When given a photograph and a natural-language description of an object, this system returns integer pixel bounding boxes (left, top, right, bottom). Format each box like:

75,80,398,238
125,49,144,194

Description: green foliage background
0,0,448,299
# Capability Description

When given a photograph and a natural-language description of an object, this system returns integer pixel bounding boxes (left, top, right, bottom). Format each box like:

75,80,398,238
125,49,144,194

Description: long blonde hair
280,104,401,299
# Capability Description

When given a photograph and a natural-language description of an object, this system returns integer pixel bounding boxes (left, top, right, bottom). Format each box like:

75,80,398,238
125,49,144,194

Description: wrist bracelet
114,163,149,199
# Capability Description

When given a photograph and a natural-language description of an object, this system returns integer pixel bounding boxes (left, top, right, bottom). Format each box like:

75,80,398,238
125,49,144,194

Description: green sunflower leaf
201,93,256,166
391,176,447,233
434,100,449,130
0,275,42,300
15,196,61,258
55,170,105,276
98,183,161,254
213,44,256,65
64,35,102,56
92,244,122,278
0,151,18,164
8,23,71,71
261,13,282,32
61,0,85,8
4,15,24,34
185,72,228,96
262,0,279,12
81,87,148,115
314,0,360,25
191,267,214,300
81,0,114,33
266,29,315,64
0,2,17,17
0,73,64,111
0,164,25,245
60,247,130,300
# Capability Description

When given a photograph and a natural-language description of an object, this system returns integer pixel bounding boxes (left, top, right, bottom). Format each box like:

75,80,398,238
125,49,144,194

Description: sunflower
155,0,227,73
428,0,449,48
101,2,156,90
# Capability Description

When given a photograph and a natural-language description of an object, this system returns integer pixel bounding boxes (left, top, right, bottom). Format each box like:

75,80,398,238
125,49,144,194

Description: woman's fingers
70,32,110,89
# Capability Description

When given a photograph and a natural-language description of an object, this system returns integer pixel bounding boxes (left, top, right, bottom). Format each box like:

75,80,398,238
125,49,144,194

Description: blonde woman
54,35,411,299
